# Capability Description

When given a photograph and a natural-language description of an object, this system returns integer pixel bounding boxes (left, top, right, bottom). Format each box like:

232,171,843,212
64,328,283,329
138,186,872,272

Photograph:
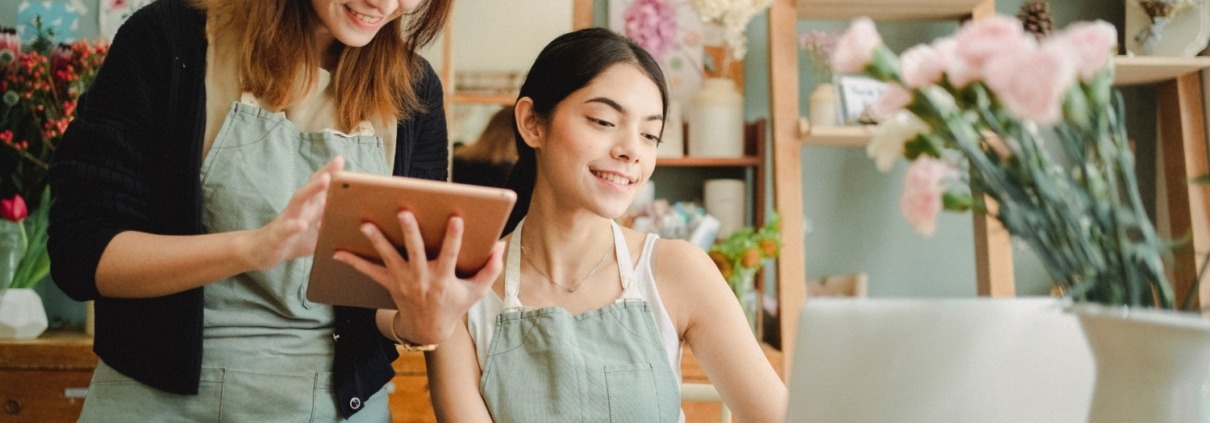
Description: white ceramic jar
687,78,744,158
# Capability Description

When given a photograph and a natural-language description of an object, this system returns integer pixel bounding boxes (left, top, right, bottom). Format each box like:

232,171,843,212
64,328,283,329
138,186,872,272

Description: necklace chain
520,237,614,293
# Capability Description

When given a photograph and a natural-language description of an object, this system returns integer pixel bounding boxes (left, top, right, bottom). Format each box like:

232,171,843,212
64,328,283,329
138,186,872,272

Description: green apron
480,219,682,422
79,97,391,422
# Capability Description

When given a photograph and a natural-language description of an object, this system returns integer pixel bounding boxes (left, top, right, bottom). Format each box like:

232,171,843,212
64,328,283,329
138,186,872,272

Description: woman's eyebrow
585,97,663,122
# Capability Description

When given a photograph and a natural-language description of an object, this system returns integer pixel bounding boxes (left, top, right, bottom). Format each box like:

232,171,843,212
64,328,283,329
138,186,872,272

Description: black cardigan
47,0,448,418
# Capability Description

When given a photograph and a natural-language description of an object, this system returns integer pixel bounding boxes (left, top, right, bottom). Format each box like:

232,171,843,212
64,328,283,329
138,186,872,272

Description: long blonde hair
196,0,450,131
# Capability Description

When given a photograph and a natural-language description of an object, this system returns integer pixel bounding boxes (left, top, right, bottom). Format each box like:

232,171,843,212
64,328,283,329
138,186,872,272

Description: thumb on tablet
464,240,504,295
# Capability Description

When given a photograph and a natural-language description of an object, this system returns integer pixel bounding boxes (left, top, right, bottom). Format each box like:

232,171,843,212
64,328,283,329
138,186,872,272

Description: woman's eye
588,117,615,128
643,133,662,144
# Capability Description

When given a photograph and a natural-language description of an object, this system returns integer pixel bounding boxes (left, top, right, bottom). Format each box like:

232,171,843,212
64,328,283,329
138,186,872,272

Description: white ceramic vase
808,83,839,127
0,288,49,339
687,78,744,158
658,101,685,158
1074,304,1210,423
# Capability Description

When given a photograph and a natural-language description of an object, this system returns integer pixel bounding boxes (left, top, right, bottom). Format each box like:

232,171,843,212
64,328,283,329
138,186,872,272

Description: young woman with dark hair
427,27,786,422
48,0,501,420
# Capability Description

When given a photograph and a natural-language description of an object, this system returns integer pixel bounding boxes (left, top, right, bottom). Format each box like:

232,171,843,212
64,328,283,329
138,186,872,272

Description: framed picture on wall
835,75,889,125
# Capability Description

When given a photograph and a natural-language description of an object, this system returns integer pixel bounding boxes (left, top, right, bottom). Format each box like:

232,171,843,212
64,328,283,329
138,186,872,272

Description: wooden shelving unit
450,93,515,106
799,124,875,148
772,1,1210,362
1114,56,1210,86
656,156,762,167
768,0,1003,374
796,0,993,20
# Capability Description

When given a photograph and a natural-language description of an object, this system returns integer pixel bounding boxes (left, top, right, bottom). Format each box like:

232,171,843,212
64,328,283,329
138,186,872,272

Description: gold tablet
306,171,517,309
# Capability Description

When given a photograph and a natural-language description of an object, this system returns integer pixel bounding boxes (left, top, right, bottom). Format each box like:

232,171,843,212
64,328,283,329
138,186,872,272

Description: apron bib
79,96,391,422
479,220,682,422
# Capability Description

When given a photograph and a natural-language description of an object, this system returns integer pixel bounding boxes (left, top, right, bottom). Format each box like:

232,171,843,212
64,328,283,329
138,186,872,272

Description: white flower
689,0,773,60
867,110,930,173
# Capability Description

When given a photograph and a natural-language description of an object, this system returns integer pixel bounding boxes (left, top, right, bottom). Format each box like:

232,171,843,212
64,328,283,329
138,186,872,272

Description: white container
808,83,839,127
703,178,746,239
687,78,744,158
658,101,685,158
0,288,48,339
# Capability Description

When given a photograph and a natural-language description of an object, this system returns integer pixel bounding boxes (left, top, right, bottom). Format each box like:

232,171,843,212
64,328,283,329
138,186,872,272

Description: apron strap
503,220,525,310
611,220,641,301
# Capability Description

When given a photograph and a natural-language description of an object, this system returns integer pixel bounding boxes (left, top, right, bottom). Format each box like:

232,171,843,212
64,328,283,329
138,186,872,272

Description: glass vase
0,220,25,289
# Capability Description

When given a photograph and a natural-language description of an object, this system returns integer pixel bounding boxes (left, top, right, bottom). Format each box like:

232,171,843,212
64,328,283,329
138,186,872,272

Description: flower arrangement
836,15,1184,309
0,19,108,289
688,0,772,72
624,0,679,60
798,30,838,82
708,213,780,296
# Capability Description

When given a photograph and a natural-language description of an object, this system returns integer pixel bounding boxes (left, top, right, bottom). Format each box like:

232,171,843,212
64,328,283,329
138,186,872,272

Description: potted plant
708,213,780,336
835,15,1210,421
0,20,108,338
798,29,840,127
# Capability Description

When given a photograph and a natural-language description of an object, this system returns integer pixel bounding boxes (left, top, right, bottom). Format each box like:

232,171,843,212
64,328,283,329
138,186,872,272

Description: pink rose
900,157,955,237
1,194,27,222
869,83,912,121
900,44,944,88
833,17,882,74
954,15,1032,71
984,42,1076,124
1048,20,1117,81
932,37,980,88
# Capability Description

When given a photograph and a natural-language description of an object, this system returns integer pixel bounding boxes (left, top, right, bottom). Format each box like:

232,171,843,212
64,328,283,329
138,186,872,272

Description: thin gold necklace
520,235,614,293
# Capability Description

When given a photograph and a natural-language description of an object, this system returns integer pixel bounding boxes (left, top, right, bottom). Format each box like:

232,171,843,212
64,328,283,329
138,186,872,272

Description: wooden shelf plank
1114,56,1210,86
451,93,515,105
796,0,990,20
656,156,761,167
799,125,875,148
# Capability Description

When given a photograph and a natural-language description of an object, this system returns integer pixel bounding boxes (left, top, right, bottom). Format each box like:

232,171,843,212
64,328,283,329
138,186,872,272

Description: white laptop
785,298,1094,423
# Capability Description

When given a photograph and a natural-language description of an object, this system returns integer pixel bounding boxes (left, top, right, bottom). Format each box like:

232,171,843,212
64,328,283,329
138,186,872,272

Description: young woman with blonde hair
49,0,499,420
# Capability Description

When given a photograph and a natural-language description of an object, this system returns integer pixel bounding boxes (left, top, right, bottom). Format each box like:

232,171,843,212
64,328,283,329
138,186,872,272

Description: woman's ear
515,97,543,149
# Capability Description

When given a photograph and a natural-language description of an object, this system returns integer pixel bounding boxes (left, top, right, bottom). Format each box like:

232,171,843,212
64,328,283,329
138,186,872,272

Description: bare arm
659,240,787,423
94,157,344,298
424,317,493,422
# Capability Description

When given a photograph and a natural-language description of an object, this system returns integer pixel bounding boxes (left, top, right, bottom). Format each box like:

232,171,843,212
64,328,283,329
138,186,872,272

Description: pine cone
1018,0,1054,40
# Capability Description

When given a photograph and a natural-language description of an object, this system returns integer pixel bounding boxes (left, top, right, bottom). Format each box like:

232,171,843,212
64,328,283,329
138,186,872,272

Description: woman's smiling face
529,63,665,219
311,0,422,48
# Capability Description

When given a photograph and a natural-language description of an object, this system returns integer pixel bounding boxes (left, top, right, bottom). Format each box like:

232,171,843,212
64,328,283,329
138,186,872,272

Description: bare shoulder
650,237,718,278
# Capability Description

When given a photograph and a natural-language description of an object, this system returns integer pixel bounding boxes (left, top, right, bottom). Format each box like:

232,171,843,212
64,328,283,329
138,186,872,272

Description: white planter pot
0,288,49,339
1074,304,1210,423
807,83,839,127
687,78,744,158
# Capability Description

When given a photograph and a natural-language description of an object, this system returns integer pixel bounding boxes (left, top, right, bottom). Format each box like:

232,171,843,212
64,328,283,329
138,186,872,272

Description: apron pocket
603,362,661,422
80,361,222,422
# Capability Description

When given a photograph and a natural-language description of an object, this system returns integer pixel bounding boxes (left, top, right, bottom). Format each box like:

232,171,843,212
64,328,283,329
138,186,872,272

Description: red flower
1,194,27,221
0,28,19,58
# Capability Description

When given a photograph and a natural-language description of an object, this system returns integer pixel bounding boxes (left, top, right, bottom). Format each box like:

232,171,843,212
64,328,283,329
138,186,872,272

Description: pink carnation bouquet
836,15,1180,309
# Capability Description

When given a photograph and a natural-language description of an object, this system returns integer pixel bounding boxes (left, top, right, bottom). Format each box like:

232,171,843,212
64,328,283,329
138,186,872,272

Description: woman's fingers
396,211,430,267
333,250,390,284
359,222,407,271
464,241,504,294
437,216,464,274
